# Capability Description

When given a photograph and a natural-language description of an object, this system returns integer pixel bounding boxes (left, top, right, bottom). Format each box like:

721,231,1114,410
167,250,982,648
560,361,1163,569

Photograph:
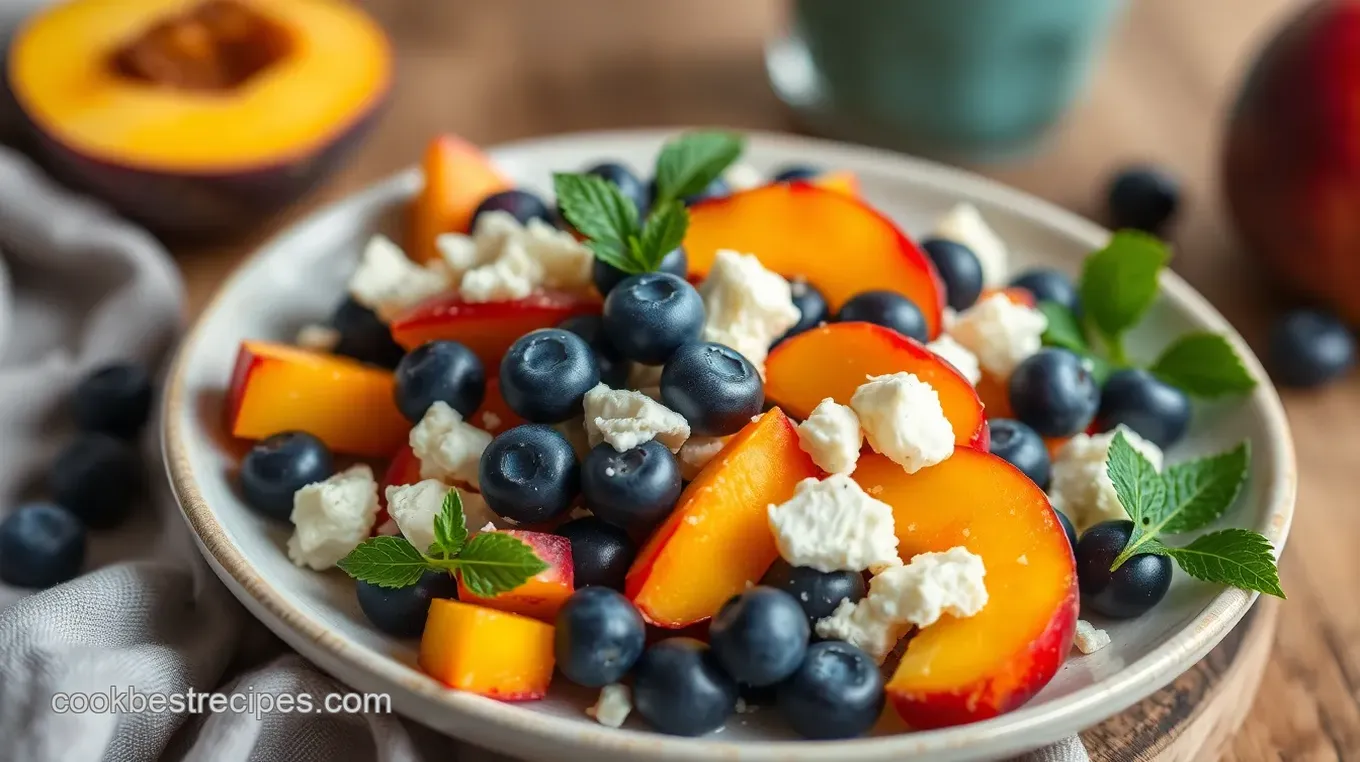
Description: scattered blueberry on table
1268,308,1356,389
71,362,153,439
49,433,140,529
0,503,86,589
239,431,334,522
1106,165,1180,235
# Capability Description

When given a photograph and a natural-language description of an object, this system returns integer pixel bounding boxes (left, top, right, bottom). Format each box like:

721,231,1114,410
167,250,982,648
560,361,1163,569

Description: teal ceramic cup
768,0,1126,162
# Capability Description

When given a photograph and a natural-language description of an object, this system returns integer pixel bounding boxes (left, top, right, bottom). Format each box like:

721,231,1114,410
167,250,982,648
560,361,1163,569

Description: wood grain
176,0,1357,758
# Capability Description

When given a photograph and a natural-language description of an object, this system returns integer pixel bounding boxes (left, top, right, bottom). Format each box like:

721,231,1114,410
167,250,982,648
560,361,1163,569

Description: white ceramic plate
163,129,1296,762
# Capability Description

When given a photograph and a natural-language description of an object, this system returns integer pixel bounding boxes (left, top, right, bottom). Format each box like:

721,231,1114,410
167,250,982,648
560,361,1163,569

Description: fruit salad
223,131,1282,739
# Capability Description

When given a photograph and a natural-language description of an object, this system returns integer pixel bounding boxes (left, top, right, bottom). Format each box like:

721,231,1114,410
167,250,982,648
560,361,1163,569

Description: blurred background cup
768,0,1127,163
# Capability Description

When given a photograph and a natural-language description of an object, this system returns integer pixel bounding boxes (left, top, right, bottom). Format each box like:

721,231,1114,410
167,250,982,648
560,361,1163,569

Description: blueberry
554,587,647,687
987,419,1052,490
50,433,140,529
1056,509,1078,549
556,314,631,388
836,291,928,342
555,517,637,590
778,279,829,343
592,247,688,298
500,329,600,423
330,297,406,369
582,441,682,531
0,504,86,588
1076,520,1173,619
1009,349,1101,437
586,162,649,215
922,238,984,311
632,638,738,736
708,587,809,686
470,189,554,229
1107,166,1179,235
602,273,705,365
1095,369,1191,449
239,432,334,521
660,343,763,436
478,424,580,523
681,177,729,206
71,362,154,439
393,340,486,423
762,560,866,626
772,165,820,183
776,640,885,740
1268,309,1356,388
356,570,458,638
1010,269,1080,315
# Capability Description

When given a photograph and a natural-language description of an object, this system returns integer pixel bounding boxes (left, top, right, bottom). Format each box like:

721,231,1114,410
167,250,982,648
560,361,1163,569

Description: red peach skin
389,291,600,371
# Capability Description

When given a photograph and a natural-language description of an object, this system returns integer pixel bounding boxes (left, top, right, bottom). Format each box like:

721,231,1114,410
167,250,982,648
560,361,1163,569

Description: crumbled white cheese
814,598,908,664
438,211,594,303
931,203,1008,287
287,465,380,570
583,383,690,452
553,416,593,460
796,398,863,475
723,162,765,192
948,292,1048,379
677,435,728,480
348,235,451,320
767,475,901,573
409,401,493,488
295,324,341,353
479,411,503,432
699,250,800,371
850,372,954,473
586,683,632,728
386,479,450,553
1050,425,1164,531
927,334,982,386
1074,620,1111,654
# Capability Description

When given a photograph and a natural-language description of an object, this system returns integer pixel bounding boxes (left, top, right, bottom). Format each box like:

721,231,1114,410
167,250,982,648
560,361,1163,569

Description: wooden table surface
178,1,1357,758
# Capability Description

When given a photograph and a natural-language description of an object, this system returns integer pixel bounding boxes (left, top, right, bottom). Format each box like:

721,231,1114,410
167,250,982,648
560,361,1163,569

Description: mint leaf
1039,301,1088,353
337,537,429,589
637,200,688,272
654,131,744,205
430,488,468,559
1159,442,1250,534
1078,231,1169,355
455,532,551,598
554,172,642,274
1150,332,1257,399
1166,529,1284,597
1107,431,1167,568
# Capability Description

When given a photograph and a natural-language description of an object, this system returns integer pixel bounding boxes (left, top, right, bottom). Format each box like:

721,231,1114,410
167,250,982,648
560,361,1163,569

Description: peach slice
457,530,574,622
389,291,601,371
410,135,510,263
420,599,555,700
807,171,859,197
626,409,820,628
765,322,988,448
853,448,1078,729
226,341,408,458
977,372,1013,421
684,183,946,337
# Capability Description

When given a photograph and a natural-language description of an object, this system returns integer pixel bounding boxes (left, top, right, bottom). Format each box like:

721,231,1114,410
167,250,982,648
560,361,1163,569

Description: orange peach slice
765,322,988,448
684,183,946,337
410,135,510,263
389,291,601,371
226,341,408,458
626,409,820,628
419,599,555,700
853,448,1078,729
807,171,859,197
457,530,574,622
977,372,1013,421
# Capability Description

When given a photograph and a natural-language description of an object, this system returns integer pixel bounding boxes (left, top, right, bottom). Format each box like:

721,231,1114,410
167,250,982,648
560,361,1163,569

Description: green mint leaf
1159,442,1250,534
1078,230,1169,349
1108,431,1168,569
1038,301,1088,353
654,131,745,205
637,200,689,271
430,488,469,559
554,172,643,273
1150,332,1257,398
454,532,551,598
337,537,430,589
1166,529,1284,598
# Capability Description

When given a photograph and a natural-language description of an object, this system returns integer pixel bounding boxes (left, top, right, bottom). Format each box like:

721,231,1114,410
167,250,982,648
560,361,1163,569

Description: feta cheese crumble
409,401,493,488
926,334,982,386
385,480,501,553
435,211,595,303
1073,620,1111,654
850,372,954,473
295,324,341,353
723,162,765,192
677,435,728,480
767,475,901,573
931,203,1008,287
1050,425,1164,531
795,398,863,475
587,683,632,728
699,250,800,371
287,465,380,570
948,292,1048,379
348,235,451,320
583,383,690,452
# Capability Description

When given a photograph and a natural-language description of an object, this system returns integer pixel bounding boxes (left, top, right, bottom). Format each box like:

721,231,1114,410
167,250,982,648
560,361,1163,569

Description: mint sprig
1149,332,1256,398
338,489,548,594
1105,432,1282,597
653,131,745,205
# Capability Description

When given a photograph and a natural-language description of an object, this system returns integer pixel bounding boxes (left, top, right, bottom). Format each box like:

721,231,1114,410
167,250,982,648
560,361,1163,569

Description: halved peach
389,291,601,370
457,530,574,622
684,183,946,337
853,448,1078,729
765,323,988,448
226,341,408,458
420,599,555,700
410,135,510,263
807,171,859,197
626,409,820,628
